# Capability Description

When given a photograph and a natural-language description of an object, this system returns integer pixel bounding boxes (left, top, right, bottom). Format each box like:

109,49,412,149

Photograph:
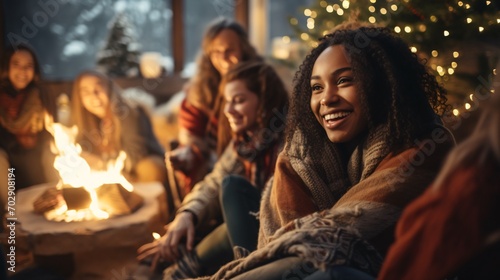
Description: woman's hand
167,146,196,174
158,211,196,261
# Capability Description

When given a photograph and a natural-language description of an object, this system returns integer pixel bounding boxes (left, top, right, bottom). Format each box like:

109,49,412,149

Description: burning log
33,184,144,220
96,183,144,216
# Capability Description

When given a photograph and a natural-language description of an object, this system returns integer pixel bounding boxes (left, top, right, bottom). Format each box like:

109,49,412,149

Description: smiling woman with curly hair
201,24,455,280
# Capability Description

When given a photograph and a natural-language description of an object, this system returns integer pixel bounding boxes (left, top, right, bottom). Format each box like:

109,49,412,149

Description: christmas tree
96,13,141,77
287,0,500,118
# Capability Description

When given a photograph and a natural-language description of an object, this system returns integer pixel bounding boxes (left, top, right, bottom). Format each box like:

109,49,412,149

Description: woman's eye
337,77,353,85
311,85,322,92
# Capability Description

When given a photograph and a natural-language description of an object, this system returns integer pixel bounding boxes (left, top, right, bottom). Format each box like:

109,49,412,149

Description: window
3,0,172,80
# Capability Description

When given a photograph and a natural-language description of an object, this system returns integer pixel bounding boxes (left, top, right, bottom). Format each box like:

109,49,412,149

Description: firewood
62,187,92,210
33,187,64,214
96,183,144,216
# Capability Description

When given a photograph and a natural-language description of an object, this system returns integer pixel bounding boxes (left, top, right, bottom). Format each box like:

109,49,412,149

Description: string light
448,68,455,75
307,19,315,30
451,62,458,68
311,11,318,18
380,8,387,15
469,94,474,101
465,103,471,110
430,15,438,22
304,9,312,16
418,24,427,32
458,1,464,6
282,36,290,43
369,6,376,13
337,8,344,16
369,16,377,23
497,19,500,23
465,3,471,9
342,1,350,9
326,5,334,13
437,65,444,73
453,109,460,116
410,46,418,53
301,33,310,40
432,50,439,57
370,0,377,3
467,18,472,23
487,1,491,5
290,18,298,25
494,68,497,75
333,4,340,10
391,4,398,11
444,30,450,36
479,26,484,32
320,1,327,8
394,26,401,33
405,26,412,33
453,51,460,58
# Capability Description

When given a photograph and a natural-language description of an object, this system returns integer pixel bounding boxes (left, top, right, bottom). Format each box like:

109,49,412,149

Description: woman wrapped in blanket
200,25,455,280
137,61,289,279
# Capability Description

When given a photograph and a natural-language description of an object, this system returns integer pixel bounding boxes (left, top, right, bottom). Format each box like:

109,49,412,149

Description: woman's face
79,75,110,119
9,50,35,91
223,79,260,134
209,29,243,75
310,45,368,143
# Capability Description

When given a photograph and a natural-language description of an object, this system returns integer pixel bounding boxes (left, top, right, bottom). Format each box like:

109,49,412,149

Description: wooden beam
234,0,249,31
172,0,184,73
0,0,4,55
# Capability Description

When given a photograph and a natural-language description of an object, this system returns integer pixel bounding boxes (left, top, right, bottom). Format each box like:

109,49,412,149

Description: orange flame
44,113,134,222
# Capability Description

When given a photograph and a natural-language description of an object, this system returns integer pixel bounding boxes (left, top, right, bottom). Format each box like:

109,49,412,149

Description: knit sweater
200,124,454,279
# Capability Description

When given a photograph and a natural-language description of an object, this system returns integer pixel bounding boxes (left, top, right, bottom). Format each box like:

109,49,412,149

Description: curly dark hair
288,26,450,152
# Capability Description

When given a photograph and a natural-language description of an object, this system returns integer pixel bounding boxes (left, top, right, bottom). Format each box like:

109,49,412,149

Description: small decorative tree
96,13,141,77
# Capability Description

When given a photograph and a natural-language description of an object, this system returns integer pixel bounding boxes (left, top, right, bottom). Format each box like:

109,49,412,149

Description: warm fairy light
301,33,310,40
369,17,376,23
307,22,314,29
470,94,474,101
411,47,418,53
479,26,484,32
451,62,458,68
497,18,500,23
431,64,437,70
453,109,459,116
323,30,329,36
370,0,377,3
465,103,471,110
391,4,398,11
369,6,376,13
436,66,444,73
448,6,454,12
152,232,161,240
487,1,492,5
342,1,350,9
458,1,464,6
465,3,471,9
282,36,290,43
326,5,334,13
290,18,298,25
453,51,460,58
444,30,450,36
494,68,497,75
418,24,427,32
394,26,401,33
380,8,387,14
333,4,340,10
320,0,327,7
448,68,455,75
432,50,439,57
467,17,472,23
405,26,412,33
304,9,312,16
311,11,318,18
430,15,438,22
337,8,344,16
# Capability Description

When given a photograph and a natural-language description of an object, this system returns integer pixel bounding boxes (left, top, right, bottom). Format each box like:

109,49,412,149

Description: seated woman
202,25,455,280
169,17,261,194
378,70,500,280
71,70,166,183
0,44,57,208
137,61,289,279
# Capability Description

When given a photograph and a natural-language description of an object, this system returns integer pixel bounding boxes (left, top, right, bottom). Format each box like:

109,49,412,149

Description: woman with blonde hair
71,70,166,182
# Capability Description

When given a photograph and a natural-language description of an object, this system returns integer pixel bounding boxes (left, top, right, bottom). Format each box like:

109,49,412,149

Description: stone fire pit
15,181,166,255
